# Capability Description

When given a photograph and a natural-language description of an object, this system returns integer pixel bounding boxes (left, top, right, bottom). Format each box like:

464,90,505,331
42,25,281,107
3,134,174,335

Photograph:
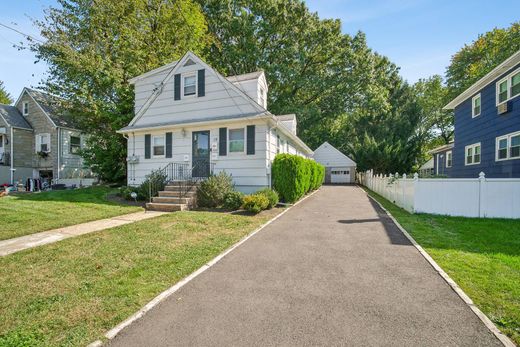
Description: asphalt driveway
108,185,501,346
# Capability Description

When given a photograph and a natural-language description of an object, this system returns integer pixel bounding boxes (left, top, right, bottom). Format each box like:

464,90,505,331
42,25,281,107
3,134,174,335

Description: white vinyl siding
496,67,520,105
496,131,520,161
465,143,481,165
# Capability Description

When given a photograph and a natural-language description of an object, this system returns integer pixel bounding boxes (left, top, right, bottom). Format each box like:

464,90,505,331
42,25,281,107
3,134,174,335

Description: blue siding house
431,50,520,178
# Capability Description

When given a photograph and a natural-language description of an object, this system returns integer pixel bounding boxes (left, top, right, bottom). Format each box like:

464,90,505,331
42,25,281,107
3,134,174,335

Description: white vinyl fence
358,170,520,219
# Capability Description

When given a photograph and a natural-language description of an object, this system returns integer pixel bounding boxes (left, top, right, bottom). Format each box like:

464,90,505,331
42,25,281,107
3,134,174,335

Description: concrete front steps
146,183,198,212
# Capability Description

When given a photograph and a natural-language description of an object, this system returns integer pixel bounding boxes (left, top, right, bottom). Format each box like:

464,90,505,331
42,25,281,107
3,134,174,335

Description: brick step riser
158,191,197,198
152,197,191,204
146,203,186,212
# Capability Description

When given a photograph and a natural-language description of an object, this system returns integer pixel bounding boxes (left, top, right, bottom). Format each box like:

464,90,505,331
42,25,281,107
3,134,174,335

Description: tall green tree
198,0,423,173
0,81,12,105
32,0,210,182
446,22,520,98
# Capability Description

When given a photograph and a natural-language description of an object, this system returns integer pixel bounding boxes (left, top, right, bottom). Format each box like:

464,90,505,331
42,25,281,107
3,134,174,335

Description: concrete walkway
0,211,166,256
108,185,501,347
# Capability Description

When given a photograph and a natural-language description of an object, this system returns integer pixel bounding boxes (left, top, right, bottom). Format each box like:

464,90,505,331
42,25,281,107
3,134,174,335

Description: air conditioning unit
498,102,508,115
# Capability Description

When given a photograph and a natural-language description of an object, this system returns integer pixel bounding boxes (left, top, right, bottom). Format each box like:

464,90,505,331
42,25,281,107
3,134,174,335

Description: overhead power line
0,22,45,43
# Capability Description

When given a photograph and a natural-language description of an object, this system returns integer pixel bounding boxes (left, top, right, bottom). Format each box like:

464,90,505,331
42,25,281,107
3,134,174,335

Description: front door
192,130,210,178
0,135,4,161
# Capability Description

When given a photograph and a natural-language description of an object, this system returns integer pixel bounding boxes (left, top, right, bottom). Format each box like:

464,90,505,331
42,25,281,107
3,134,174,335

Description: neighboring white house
312,142,356,184
118,51,313,193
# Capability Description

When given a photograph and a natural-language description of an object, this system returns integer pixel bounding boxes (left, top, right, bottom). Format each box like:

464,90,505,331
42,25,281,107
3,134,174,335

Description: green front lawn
0,208,281,347
365,189,520,345
0,187,142,240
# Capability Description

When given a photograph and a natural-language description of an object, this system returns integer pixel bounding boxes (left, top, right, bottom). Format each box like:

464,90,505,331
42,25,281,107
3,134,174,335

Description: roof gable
313,142,356,166
128,51,266,127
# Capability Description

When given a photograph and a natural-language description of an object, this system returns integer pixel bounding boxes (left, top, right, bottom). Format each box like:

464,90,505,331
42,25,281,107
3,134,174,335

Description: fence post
413,173,419,213
402,173,407,209
478,172,486,218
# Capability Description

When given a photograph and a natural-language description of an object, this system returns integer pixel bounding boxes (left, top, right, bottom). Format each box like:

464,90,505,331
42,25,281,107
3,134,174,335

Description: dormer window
23,102,29,116
183,74,197,97
472,94,481,117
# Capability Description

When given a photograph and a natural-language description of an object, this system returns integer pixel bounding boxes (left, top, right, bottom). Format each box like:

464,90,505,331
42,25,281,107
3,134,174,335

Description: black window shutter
198,69,205,97
144,134,151,159
219,127,227,156
165,132,172,158
247,125,255,155
174,74,181,100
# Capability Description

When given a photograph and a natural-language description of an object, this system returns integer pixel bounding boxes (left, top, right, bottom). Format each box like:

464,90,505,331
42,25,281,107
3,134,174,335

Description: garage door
331,168,350,184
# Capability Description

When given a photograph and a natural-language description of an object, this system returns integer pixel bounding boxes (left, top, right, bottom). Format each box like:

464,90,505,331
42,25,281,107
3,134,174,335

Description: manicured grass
0,187,142,240
364,188,520,345
0,208,281,347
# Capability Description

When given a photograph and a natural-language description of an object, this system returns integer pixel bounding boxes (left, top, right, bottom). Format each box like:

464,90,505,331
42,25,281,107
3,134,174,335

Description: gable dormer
226,71,268,109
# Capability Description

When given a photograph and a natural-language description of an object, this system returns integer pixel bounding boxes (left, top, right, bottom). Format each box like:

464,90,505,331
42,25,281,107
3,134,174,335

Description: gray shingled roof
0,104,32,129
25,88,80,129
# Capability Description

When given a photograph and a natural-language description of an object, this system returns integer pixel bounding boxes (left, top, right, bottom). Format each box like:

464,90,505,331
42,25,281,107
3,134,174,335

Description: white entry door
331,168,350,184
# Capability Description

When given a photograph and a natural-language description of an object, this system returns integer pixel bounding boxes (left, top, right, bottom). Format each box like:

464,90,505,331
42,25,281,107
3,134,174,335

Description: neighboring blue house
431,50,520,178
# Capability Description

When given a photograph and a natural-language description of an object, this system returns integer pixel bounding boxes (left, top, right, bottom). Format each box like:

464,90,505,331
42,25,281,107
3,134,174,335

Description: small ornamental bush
197,171,234,208
119,186,142,201
243,194,269,214
223,191,244,211
137,169,167,201
256,188,279,209
272,154,324,203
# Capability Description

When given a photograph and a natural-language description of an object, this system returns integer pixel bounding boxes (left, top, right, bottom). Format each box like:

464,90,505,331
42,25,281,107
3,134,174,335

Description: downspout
56,127,60,183
122,133,131,184
267,125,272,188
10,126,14,185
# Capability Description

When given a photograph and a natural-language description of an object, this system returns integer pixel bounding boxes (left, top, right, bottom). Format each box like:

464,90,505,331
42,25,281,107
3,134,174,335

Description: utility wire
0,22,45,43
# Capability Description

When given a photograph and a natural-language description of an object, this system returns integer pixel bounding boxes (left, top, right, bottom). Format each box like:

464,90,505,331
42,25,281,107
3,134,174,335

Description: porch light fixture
181,128,187,138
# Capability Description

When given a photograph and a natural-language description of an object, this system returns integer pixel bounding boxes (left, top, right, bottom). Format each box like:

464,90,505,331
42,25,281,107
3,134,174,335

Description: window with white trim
229,128,245,153
471,94,481,117
23,102,29,116
70,136,81,154
465,143,481,165
36,133,50,153
446,151,452,168
496,68,520,105
496,131,520,161
152,135,165,157
183,73,196,96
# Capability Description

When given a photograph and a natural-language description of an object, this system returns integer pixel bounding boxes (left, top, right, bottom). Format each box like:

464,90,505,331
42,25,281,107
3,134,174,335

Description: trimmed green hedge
272,154,325,203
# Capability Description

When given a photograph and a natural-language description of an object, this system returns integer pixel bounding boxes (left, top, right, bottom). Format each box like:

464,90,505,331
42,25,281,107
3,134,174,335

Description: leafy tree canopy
0,81,13,105
32,0,210,182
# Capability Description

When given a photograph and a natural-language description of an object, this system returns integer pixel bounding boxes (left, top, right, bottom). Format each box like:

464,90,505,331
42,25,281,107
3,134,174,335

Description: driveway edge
87,189,320,347
360,186,515,347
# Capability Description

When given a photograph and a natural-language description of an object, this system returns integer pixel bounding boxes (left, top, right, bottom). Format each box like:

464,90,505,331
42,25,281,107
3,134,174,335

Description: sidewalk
0,211,166,256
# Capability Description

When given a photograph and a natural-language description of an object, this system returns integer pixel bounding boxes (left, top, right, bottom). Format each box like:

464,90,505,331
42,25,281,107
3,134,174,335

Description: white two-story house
118,51,313,194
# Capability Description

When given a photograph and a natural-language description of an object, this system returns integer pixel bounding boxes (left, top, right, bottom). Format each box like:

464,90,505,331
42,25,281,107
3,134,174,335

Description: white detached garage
312,142,357,184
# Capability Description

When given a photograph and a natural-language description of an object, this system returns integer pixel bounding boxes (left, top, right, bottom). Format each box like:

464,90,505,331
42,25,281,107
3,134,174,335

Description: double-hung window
465,143,481,165
496,69,520,105
446,151,453,168
229,128,245,153
471,94,481,117
183,74,197,96
36,133,50,153
496,131,520,161
23,102,29,116
153,135,165,157
70,136,81,154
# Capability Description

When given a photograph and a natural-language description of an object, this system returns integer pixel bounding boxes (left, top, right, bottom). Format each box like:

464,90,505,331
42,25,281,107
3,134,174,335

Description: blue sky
1,0,520,99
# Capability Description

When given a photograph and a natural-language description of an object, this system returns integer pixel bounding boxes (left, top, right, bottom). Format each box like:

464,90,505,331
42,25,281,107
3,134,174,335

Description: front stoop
146,183,198,212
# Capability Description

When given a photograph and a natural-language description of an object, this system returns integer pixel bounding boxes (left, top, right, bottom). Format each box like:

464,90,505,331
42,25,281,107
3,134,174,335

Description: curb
360,186,515,347
87,188,320,347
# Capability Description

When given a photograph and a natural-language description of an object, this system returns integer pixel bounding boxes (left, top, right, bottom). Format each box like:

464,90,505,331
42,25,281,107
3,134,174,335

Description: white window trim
36,133,51,153
464,142,481,166
445,150,453,168
69,135,82,154
152,135,165,158
471,93,481,118
23,102,29,116
495,130,520,162
182,72,197,98
496,67,520,106
228,127,246,154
